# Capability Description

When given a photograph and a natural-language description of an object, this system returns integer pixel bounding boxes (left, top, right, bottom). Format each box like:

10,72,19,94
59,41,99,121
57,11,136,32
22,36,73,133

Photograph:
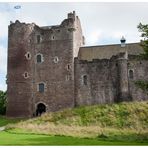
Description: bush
0,90,6,115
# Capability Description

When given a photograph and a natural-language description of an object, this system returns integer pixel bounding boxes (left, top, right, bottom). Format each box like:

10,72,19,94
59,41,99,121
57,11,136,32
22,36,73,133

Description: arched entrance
36,103,46,116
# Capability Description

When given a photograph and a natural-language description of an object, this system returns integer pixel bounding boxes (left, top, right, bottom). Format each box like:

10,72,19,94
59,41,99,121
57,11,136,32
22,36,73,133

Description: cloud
0,12,10,39
0,2,148,91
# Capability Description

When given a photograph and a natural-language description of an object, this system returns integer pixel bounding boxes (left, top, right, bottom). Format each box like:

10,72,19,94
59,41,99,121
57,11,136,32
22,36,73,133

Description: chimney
120,36,126,47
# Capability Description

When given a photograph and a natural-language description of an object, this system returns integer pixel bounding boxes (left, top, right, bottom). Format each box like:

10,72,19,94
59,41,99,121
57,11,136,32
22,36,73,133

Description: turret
117,51,130,102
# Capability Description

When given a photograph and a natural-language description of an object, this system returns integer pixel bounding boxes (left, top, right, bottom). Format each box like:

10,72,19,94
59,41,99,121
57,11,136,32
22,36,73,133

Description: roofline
80,42,140,49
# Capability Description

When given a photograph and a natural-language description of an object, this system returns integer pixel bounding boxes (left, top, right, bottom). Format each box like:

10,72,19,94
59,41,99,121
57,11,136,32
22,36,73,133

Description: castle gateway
6,11,148,118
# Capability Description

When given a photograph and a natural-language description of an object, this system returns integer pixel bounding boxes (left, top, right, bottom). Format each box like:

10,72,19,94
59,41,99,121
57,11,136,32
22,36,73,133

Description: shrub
0,90,6,115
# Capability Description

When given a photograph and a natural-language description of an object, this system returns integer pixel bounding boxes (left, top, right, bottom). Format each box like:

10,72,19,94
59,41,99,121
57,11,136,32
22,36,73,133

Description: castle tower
6,20,35,117
6,11,84,117
117,51,130,102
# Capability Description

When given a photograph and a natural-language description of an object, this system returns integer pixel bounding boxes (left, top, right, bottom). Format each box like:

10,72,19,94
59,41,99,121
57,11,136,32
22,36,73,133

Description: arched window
83,75,87,85
36,54,43,63
129,69,134,79
38,83,45,92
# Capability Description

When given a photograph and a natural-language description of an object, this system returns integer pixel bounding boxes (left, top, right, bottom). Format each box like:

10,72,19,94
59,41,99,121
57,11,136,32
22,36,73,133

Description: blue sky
0,2,148,91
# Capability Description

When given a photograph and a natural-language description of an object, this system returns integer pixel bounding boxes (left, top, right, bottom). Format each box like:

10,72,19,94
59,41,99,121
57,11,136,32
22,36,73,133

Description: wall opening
36,103,46,116
25,52,31,60
129,69,134,79
24,72,29,79
37,35,41,43
38,83,45,92
36,54,43,63
53,56,59,63
83,75,87,85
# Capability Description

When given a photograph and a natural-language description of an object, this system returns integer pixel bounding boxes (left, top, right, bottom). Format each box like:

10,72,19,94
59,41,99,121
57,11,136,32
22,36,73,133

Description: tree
0,90,6,115
135,23,148,92
137,23,148,59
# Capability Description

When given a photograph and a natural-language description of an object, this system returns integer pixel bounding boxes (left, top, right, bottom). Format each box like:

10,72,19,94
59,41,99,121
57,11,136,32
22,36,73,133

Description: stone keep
6,11,148,118
7,11,84,117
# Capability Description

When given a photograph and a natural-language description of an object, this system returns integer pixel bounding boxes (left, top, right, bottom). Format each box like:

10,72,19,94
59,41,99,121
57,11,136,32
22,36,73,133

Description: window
38,83,45,92
67,64,71,70
36,54,43,63
83,75,87,85
37,35,41,43
53,56,59,63
25,52,31,60
129,69,134,79
23,72,29,79
24,72,28,78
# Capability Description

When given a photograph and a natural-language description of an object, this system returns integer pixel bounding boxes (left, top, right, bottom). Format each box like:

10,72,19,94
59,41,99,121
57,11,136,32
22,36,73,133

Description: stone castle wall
6,12,148,118
7,11,84,117
74,54,148,106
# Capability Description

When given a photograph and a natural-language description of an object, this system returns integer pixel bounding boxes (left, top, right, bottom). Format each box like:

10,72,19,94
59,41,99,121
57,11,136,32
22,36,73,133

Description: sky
0,2,148,91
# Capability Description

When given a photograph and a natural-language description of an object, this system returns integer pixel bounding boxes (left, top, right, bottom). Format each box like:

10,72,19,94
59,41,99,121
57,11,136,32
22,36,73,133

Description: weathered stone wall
128,55,148,101
7,12,148,118
74,57,118,106
74,53,148,106
7,11,84,117
7,21,35,117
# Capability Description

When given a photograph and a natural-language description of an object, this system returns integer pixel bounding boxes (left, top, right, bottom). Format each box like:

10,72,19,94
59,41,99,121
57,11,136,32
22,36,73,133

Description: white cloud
0,12,10,39
0,2,148,91
86,29,103,45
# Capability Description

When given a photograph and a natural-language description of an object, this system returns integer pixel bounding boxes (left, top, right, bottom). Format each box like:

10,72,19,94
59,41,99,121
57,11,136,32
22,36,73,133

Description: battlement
68,11,76,20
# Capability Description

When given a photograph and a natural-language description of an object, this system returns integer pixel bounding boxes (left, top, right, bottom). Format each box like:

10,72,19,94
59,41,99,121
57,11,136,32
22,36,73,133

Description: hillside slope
7,101,148,141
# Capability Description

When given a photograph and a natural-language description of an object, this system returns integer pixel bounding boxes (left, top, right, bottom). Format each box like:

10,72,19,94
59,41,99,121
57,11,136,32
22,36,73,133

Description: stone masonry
6,11,148,118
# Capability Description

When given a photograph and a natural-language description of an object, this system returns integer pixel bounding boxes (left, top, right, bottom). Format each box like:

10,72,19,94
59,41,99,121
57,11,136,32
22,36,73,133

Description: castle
6,11,148,118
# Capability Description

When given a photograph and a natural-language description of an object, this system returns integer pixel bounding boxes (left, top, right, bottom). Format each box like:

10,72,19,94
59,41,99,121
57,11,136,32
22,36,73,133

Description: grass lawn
0,102,147,146
0,131,147,146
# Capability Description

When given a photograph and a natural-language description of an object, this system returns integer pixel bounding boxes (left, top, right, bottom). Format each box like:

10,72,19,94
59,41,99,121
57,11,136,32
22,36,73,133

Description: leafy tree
0,90,6,115
137,23,148,59
136,23,148,91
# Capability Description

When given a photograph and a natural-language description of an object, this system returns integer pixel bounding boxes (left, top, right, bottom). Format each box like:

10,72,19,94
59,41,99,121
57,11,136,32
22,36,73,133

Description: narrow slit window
83,75,87,85
37,35,41,43
25,52,31,60
67,64,71,70
53,56,59,63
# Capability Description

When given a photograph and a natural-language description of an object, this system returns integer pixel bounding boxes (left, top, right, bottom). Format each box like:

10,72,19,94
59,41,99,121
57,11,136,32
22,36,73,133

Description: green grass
0,116,21,126
0,131,147,146
38,101,148,128
0,101,148,145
